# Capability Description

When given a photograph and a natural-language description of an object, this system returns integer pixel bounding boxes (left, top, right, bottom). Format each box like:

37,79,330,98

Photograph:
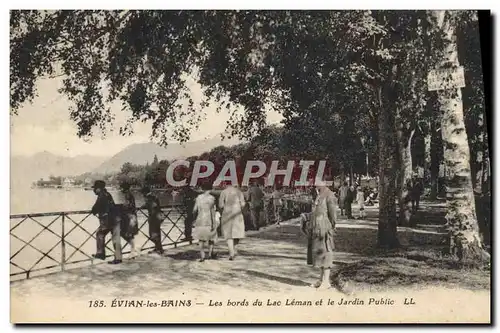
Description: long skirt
308,231,335,269
339,197,346,209
221,213,245,240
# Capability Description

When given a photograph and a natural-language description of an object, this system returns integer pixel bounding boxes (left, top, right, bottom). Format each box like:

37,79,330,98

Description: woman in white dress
193,182,220,262
356,186,366,219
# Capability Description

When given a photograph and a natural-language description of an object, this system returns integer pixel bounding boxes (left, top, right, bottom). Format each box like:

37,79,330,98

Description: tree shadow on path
235,269,311,287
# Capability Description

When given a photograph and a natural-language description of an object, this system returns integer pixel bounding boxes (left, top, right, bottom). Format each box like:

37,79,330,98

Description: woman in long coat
338,182,349,216
193,182,219,262
219,185,246,260
301,181,337,289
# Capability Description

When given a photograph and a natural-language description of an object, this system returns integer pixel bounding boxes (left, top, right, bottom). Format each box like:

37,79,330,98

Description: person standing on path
219,185,246,260
344,185,355,219
271,184,284,225
410,176,423,212
182,185,197,241
356,186,366,219
192,182,219,262
338,182,349,216
247,180,265,230
141,186,165,256
305,186,319,265
91,180,122,264
300,179,337,289
116,182,140,258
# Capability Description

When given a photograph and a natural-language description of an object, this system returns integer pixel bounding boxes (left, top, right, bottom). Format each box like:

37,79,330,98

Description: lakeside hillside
93,134,242,174
10,152,106,185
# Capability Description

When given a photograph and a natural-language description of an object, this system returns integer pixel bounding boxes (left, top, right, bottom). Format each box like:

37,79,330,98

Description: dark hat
92,180,106,189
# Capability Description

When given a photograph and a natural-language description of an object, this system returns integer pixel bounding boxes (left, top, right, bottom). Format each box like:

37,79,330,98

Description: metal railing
10,196,312,281
10,204,190,281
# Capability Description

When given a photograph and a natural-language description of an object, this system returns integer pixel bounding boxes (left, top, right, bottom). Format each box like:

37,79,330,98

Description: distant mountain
93,134,242,174
10,151,107,187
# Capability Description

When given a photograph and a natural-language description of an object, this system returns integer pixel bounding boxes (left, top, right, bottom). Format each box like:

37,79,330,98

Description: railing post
61,213,66,272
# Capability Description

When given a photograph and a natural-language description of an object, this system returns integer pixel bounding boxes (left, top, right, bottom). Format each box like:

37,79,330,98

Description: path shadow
408,201,447,227
237,251,305,261
237,269,311,287
251,224,379,255
168,250,202,261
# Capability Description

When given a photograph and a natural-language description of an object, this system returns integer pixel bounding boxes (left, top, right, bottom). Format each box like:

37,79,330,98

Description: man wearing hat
141,185,165,256
91,180,122,264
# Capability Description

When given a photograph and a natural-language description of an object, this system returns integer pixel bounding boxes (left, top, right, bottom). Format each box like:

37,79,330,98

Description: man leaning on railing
91,180,123,264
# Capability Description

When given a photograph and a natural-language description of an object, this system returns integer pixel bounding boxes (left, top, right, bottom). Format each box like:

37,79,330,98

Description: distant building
63,177,75,188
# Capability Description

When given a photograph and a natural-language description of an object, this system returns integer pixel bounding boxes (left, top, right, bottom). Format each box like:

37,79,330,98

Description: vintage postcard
9,9,491,323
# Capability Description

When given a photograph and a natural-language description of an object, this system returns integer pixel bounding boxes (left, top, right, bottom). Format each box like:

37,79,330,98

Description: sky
10,75,284,158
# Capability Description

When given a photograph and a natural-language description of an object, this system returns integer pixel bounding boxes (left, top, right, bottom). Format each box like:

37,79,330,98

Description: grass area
333,247,490,293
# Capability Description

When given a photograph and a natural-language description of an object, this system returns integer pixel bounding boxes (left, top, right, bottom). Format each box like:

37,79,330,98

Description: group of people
88,174,425,290
89,179,268,264
178,181,284,262
336,182,368,220
88,177,375,289
191,182,249,261
89,175,339,289
90,180,165,264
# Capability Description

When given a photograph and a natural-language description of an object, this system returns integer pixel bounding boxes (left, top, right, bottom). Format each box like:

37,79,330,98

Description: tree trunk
366,151,370,178
424,127,431,184
430,114,441,200
397,127,415,227
430,10,487,262
340,162,346,184
481,140,490,194
349,165,354,186
377,85,399,248
470,113,483,193
476,114,488,194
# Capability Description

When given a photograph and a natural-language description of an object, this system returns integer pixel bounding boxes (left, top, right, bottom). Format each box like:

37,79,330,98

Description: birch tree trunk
430,113,440,200
429,10,487,262
397,127,415,227
424,127,431,183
